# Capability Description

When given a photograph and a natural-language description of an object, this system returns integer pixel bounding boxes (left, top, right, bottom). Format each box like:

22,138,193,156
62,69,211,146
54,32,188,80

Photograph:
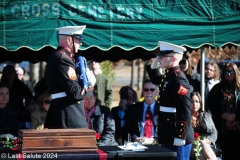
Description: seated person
30,91,51,130
0,82,19,136
125,79,159,144
111,86,139,145
84,90,118,146
190,91,217,160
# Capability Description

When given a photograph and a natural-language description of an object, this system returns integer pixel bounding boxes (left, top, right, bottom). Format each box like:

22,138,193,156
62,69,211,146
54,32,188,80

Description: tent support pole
200,47,205,111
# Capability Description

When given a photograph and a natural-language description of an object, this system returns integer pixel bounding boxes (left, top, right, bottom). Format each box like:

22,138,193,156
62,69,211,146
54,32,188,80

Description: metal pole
200,47,205,111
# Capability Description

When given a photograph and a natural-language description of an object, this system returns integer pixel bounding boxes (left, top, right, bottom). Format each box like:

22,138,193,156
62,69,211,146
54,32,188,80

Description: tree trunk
141,60,150,97
130,60,135,88
39,62,46,79
29,63,40,89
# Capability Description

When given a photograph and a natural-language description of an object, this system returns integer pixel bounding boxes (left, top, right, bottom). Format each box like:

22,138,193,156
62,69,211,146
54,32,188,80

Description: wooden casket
18,128,97,153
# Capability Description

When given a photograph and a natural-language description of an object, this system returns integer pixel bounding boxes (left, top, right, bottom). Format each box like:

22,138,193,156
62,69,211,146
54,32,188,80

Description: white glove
86,68,96,88
151,56,160,69
173,138,185,146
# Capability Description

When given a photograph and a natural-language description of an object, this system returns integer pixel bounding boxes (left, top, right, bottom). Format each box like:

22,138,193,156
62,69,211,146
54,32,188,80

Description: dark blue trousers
163,143,192,160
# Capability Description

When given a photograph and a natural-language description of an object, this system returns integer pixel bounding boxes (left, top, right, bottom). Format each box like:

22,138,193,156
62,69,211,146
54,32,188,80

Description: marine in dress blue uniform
45,26,88,128
146,41,194,160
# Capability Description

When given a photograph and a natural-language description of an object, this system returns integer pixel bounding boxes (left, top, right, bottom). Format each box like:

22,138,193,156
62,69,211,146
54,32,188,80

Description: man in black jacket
45,26,88,128
125,79,159,144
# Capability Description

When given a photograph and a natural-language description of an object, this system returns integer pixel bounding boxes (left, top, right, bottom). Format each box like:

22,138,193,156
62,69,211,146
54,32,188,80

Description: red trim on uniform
174,70,180,76
58,50,75,62
179,121,186,139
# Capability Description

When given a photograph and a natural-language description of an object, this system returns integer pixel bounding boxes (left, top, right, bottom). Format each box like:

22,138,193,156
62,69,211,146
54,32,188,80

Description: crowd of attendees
0,59,240,160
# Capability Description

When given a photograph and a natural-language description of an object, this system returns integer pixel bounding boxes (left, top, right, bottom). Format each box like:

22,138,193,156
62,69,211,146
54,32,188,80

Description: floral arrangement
193,132,204,160
95,133,101,146
0,135,18,149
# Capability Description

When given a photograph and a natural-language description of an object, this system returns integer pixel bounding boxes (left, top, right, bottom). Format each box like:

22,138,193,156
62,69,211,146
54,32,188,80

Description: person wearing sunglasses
207,62,240,160
179,54,200,93
125,79,159,144
30,91,51,130
146,41,194,160
45,26,88,129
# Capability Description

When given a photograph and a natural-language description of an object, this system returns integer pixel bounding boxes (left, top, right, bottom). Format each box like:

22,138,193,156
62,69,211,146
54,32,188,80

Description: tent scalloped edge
0,42,239,51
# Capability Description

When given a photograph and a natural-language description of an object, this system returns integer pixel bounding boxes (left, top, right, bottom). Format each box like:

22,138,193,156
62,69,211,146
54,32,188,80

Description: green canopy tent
0,0,240,63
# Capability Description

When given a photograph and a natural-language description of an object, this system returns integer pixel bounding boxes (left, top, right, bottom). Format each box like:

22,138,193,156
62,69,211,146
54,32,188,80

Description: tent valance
1,0,240,51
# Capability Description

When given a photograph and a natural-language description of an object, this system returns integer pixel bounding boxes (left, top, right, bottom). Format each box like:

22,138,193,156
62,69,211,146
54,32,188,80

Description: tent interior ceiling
0,43,238,64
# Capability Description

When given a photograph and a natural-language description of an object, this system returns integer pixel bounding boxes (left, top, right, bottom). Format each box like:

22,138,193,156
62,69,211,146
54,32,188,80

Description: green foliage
0,136,18,149
193,135,204,160
100,60,115,84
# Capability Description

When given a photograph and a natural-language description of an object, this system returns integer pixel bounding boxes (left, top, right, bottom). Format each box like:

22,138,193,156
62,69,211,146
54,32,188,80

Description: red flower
95,133,101,139
194,132,199,140
13,139,18,145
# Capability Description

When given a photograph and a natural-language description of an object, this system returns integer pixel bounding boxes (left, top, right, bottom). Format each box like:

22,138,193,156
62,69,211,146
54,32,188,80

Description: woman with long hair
0,65,32,126
208,62,240,160
190,92,217,160
0,82,19,136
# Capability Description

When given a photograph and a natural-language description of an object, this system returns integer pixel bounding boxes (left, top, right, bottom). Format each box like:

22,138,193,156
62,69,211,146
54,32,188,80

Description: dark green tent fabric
0,0,240,51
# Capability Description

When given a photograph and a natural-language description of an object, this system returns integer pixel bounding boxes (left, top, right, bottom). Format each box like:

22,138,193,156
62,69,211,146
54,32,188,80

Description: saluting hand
150,56,160,69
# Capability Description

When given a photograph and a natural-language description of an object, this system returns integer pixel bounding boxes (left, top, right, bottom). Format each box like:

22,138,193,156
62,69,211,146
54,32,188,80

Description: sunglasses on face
179,60,187,65
224,70,235,75
143,88,156,92
44,99,51,104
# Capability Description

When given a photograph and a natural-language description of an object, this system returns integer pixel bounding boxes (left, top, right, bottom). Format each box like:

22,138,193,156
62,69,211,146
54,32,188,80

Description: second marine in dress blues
146,41,194,160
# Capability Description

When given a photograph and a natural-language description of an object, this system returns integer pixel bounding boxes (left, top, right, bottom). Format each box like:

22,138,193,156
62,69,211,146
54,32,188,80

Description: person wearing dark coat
1,65,32,124
146,41,194,160
84,90,118,146
207,62,240,160
0,83,19,137
45,26,88,129
111,86,139,145
125,79,159,144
